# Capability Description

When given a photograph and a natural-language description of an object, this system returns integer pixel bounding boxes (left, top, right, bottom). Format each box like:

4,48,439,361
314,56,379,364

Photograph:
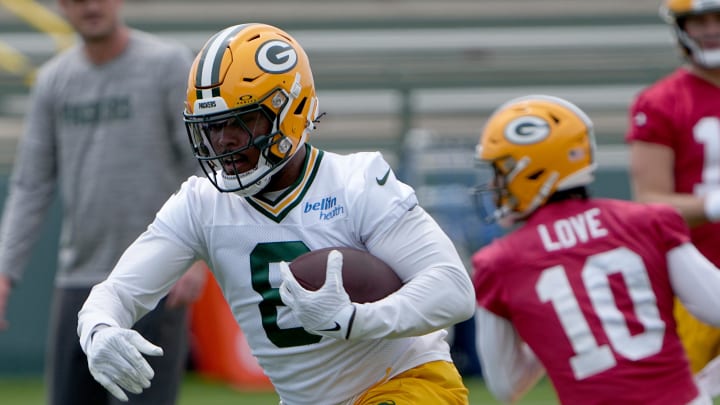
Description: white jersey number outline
694,117,720,196
536,247,665,380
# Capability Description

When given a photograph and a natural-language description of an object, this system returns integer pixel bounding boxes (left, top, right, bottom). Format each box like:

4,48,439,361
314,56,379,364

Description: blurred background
0,0,675,383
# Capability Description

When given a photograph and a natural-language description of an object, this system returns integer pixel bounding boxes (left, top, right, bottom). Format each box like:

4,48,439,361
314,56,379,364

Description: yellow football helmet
476,95,596,219
661,0,720,68
184,23,319,195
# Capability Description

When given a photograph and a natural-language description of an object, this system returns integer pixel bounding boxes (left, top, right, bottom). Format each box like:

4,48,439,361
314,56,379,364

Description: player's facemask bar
471,158,517,223
185,90,294,194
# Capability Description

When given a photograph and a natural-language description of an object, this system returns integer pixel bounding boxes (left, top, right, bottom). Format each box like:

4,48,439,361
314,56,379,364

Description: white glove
85,326,164,402
696,355,720,398
279,249,357,340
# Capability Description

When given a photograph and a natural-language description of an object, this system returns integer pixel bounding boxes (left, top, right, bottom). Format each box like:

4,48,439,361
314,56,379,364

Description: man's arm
629,141,712,227
476,307,545,404
0,67,59,328
279,206,475,341
77,228,197,401
164,260,208,309
0,275,10,330
77,229,197,348
668,242,720,325
350,206,475,339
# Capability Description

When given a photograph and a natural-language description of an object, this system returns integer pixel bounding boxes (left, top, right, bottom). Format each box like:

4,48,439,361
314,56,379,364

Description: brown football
288,247,403,303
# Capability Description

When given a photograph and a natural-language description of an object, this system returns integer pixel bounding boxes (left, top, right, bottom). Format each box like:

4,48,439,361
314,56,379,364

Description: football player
0,0,207,404
626,0,720,373
77,23,475,404
472,95,720,404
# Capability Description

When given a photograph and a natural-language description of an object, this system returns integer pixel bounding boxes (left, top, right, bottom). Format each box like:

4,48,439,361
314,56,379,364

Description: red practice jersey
626,67,720,266
473,198,697,405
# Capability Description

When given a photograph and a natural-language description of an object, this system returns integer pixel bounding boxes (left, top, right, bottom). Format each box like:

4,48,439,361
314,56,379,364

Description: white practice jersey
78,145,474,405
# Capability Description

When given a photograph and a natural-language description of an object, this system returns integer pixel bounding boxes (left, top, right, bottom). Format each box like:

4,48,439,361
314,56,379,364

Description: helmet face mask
186,91,294,195
475,95,596,221
471,158,517,223
661,0,720,68
184,24,319,196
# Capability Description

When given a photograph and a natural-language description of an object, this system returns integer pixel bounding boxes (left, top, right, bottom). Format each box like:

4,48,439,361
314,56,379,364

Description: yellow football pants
676,299,720,373
353,360,469,405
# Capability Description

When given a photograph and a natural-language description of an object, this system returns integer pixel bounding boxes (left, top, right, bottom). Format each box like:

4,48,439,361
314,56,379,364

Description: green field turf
0,374,559,404
1,374,716,404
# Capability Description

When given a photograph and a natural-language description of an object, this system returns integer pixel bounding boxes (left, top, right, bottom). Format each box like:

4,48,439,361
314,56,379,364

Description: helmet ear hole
293,97,307,115
527,170,544,180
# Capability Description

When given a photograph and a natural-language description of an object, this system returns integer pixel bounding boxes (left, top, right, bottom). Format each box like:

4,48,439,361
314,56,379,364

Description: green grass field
0,374,559,404
3,374,717,404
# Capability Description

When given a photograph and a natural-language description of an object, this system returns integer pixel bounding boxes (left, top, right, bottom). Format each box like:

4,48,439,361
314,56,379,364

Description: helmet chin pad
218,152,294,196
220,172,271,197
693,48,720,68
676,27,720,68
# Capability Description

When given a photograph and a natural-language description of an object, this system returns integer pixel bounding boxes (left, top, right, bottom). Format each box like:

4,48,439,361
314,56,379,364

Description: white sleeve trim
668,243,720,325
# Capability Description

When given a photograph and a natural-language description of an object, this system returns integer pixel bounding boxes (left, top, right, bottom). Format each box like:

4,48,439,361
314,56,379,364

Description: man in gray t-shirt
0,0,207,404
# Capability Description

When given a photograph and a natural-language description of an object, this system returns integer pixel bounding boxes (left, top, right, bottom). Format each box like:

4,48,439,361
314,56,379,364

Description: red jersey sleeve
626,89,677,148
650,203,691,252
472,244,511,319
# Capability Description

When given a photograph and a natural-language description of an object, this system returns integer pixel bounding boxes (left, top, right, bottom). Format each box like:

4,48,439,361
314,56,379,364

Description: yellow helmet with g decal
184,23,319,195
476,95,596,219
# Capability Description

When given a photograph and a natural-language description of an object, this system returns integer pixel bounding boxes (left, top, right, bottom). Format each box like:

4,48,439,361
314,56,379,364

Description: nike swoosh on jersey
318,322,341,332
376,168,391,185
